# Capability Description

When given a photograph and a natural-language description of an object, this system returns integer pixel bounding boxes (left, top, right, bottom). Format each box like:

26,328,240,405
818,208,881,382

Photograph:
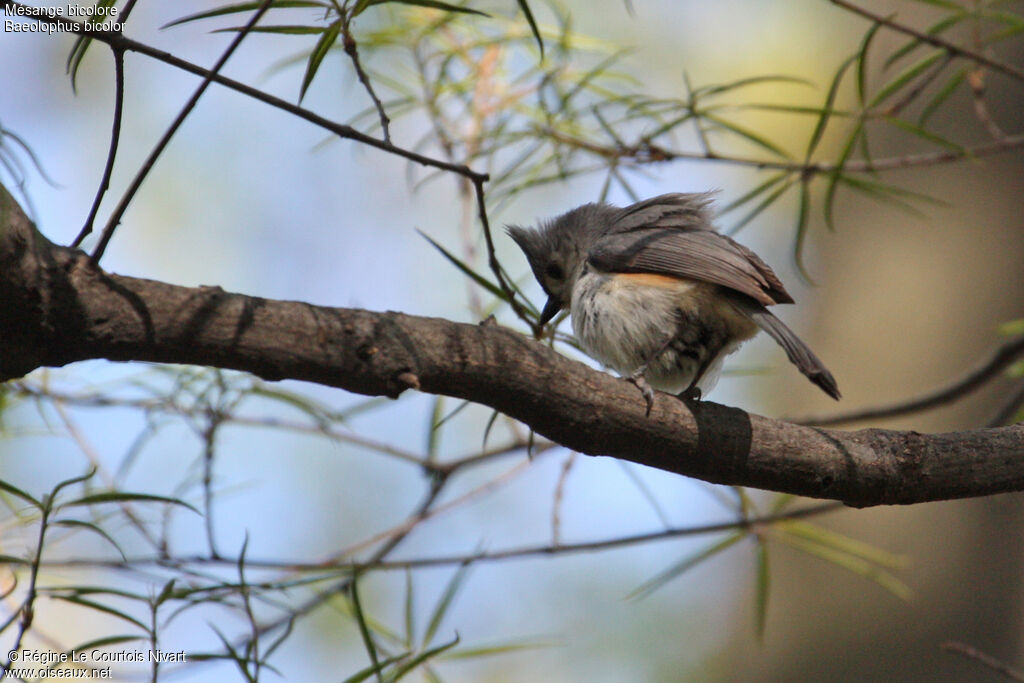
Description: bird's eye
545,263,564,280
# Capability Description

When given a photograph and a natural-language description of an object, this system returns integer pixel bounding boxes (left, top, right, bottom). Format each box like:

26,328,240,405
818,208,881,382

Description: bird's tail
734,300,841,400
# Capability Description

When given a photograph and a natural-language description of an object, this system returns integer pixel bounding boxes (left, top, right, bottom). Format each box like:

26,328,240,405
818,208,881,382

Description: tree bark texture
2,187,1022,507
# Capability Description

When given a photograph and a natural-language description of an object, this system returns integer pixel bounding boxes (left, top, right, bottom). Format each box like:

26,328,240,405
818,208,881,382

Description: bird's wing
612,192,717,232
588,227,794,306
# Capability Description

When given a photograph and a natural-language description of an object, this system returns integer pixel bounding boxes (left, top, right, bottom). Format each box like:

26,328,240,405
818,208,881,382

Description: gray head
507,202,614,324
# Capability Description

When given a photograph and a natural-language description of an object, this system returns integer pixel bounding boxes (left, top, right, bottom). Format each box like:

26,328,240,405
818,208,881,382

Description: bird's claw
628,373,656,417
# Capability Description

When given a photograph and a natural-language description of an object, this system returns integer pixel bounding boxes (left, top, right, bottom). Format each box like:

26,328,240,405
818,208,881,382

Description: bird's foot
627,371,656,417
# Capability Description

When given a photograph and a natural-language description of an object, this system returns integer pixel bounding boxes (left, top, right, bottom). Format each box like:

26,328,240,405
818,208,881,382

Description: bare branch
3,187,1024,508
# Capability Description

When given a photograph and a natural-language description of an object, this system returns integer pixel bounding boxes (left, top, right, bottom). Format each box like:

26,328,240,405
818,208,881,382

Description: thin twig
37,501,847,572
472,176,538,333
341,17,391,144
942,641,1024,682
829,0,1024,84
542,127,1024,175
72,47,125,248
90,0,276,263
551,451,576,545
791,337,1024,427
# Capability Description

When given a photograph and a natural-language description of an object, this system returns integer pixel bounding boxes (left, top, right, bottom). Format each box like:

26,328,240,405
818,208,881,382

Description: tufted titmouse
508,193,840,410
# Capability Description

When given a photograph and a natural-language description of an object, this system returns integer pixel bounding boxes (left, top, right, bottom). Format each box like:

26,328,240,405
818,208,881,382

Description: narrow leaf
630,532,745,599
779,520,909,569
805,53,858,162
919,68,967,124
703,113,790,159
0,479,41,508
52,520,127,560
792,179,814,284
50,595,150,632
363,0,488,16
516,0,544,57
163,1,326,29
417,230,510,303
869,50,946,109
754,539,770,639
61,492,200,514
300,20,341,102
349,576,383,683
856,19,887,105
423,563,471,646
390,634,461,680
885,116,964,152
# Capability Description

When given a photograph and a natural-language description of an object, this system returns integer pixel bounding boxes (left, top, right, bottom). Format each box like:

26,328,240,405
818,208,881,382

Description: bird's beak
539,296,563,325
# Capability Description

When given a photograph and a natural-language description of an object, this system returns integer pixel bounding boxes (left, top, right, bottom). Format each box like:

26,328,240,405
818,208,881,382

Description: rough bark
2,187,1022,506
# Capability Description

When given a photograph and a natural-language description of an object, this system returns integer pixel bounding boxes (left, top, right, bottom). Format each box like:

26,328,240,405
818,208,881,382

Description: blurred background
1,0,1023,680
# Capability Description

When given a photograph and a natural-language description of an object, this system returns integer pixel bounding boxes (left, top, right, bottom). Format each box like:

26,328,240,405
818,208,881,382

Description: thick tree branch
2,187,1023,507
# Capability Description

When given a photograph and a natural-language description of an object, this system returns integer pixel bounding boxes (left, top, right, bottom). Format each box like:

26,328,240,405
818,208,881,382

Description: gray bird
508,193,840,410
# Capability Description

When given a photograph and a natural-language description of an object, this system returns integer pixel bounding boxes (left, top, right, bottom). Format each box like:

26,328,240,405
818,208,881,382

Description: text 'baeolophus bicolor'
507,193,840,412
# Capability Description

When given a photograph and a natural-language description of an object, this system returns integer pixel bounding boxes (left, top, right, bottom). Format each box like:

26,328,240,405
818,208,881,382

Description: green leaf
356,0,489,17
51,466,98,499
856,18,887,105
212,24,327,34
805,53,857,162
884,13,967,68
441,639,557,659
869,50,946,109
427,395,445,461
885,116,964,152
718,171,790,216
726,176,796,236
50,595,150,632
66,635,146,658
60,492,200,515
905,0,963,9
349,576,383,683
417,230,511,304
341,652,410,683
779,520,909,568
697,75,812,98
754,539,770,639
66,0,119,92
630,532,746,599
918,67,966,125
162,1,326,29
702,113,790,159
390,634,461,680
300,20,341,102
822,118,865,230
52,519,127,560
403,569,415,647
837,175,940,214
0,478,41,508
157,579,177,605
423,563,471,647
515,0,544,57
998,319,1024,336
773,525,912,600
793,179,814,284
